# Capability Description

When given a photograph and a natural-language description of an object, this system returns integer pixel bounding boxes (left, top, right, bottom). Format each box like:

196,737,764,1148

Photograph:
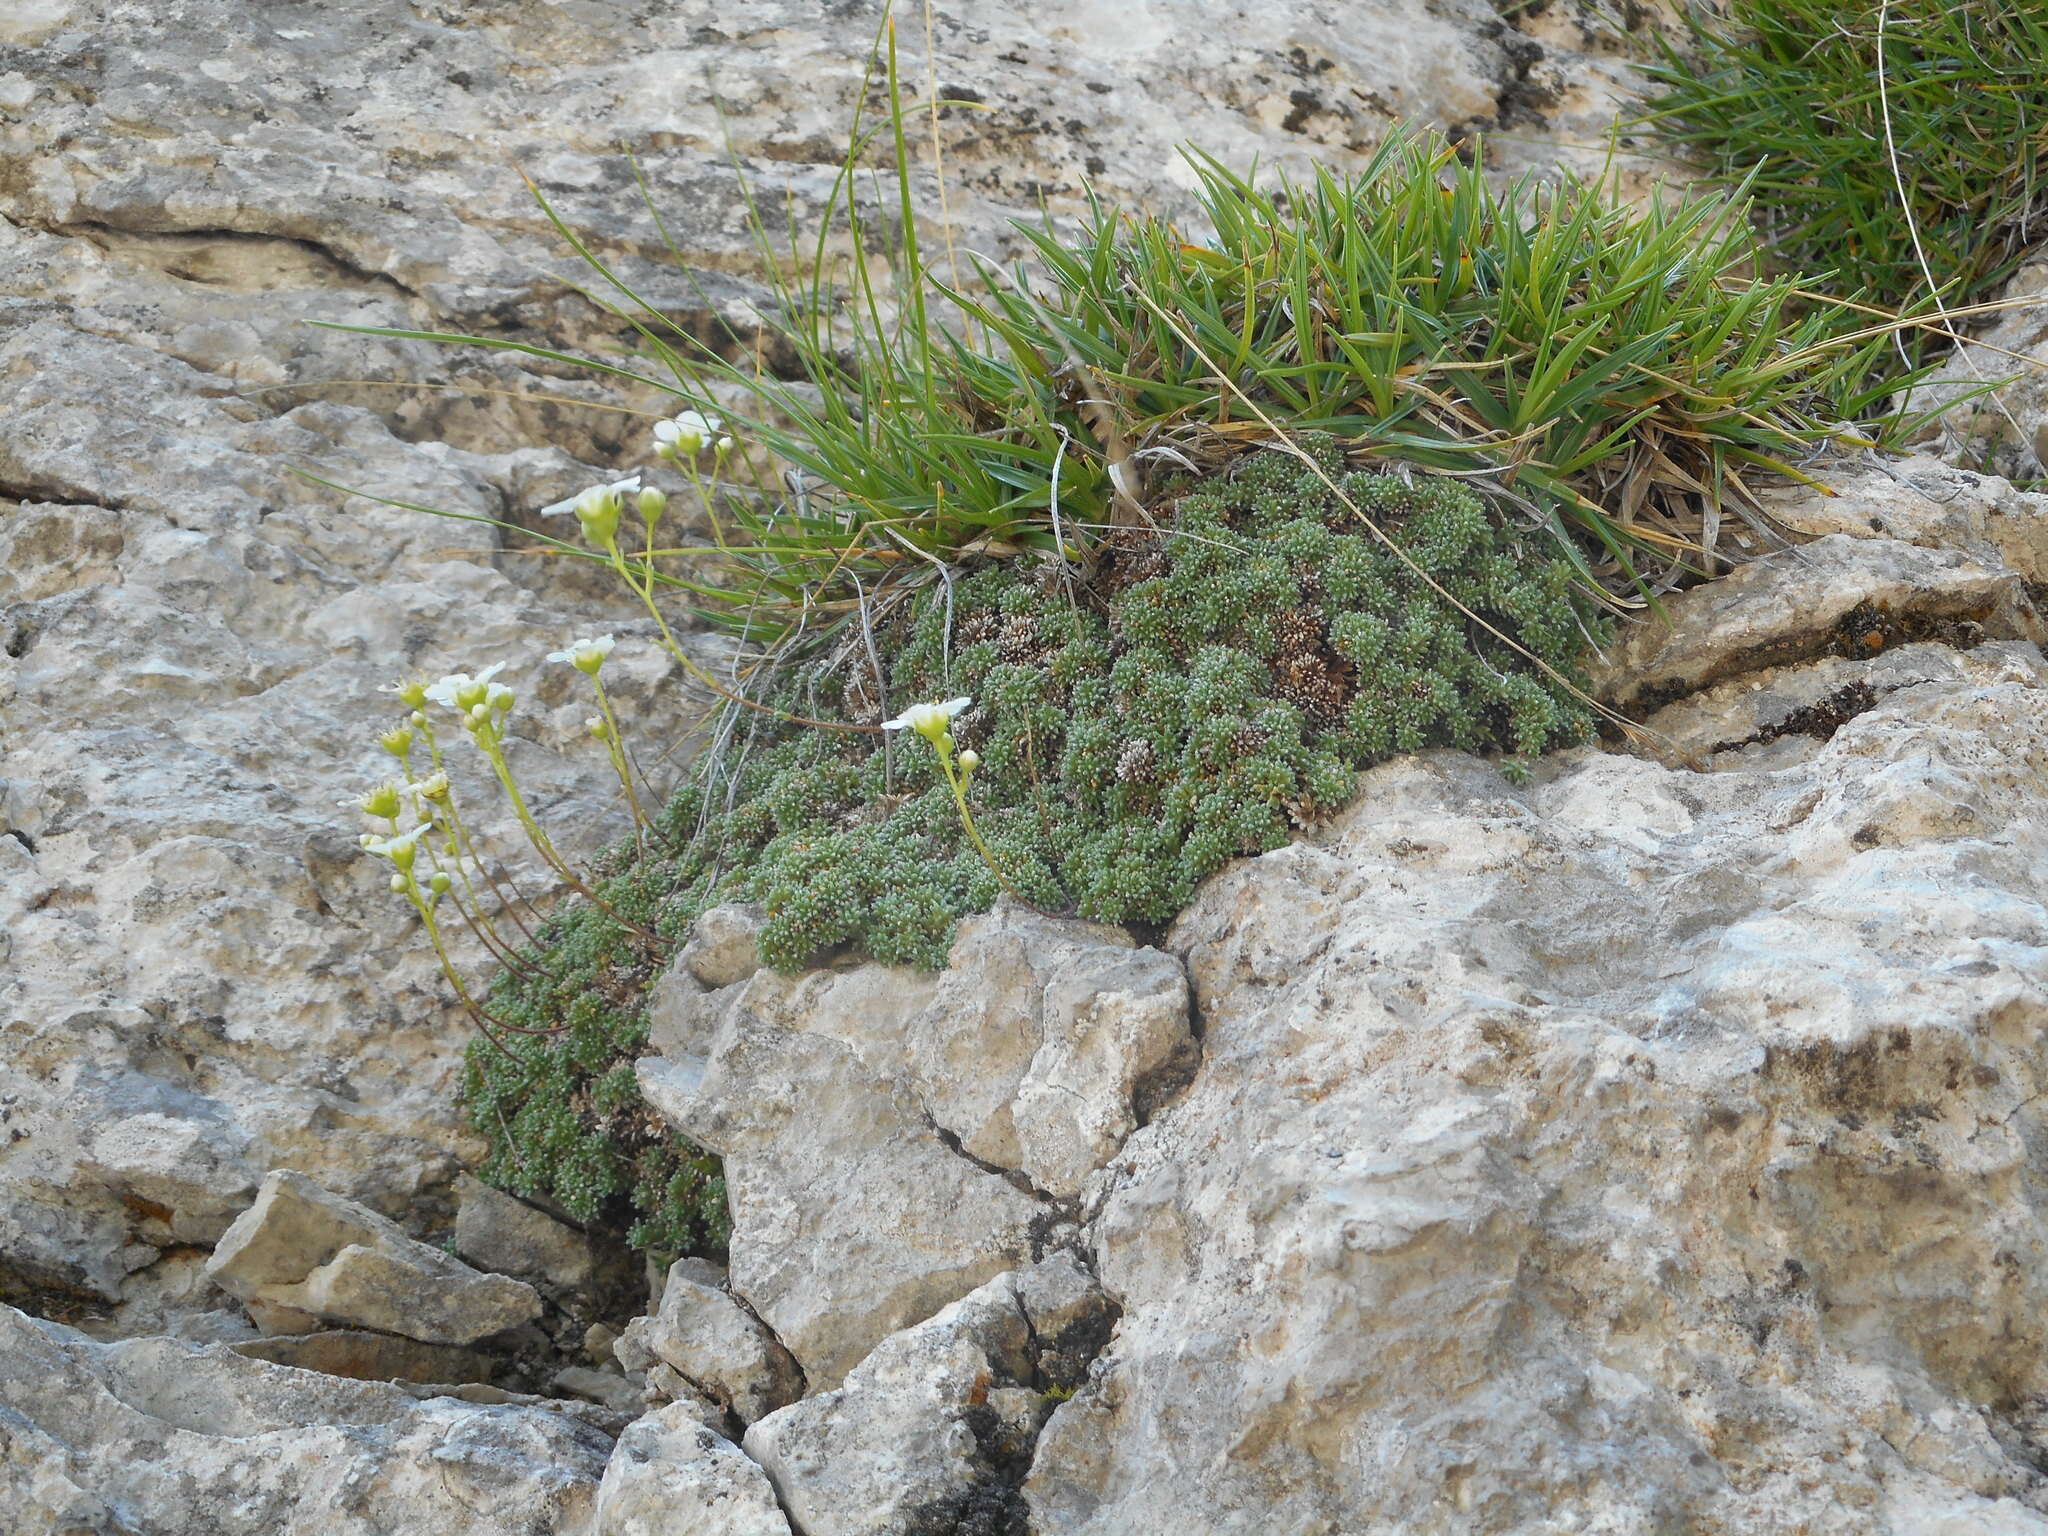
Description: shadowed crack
24,217,421,303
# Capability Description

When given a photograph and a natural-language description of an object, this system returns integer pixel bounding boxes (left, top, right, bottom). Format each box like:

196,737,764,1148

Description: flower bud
715,435,734,455
388,873,408,894
359,833,377,848
637,487,667,524
587,716,608,739
574,485,623,547
429,871,452,894
957,749,980,773
468,703,489,726
410,709,428,728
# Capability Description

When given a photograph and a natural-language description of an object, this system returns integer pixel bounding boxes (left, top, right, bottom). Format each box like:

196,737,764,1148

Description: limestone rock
614,1257,802,1427
1756,453,2048,583
594,1403,791,1536
230,1329,494,1386
1907,259,2048,482
452,1173,596,1296
206,1170,541,1345
636,964,1044,1389
1023,638,2048,1533
746,1255,1114,1536
549,1365,647,1417
0,1302,610,1536
845,906,1197,1200
680,902,769,990
1589,531,2042,715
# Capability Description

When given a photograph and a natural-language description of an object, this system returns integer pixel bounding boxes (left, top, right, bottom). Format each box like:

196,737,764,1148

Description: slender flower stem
590,674,649,854
936,750,1018,900
472,726,664,949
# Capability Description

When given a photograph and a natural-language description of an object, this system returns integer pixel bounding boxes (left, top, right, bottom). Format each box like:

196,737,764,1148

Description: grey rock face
452,1173,597,1297
595,1403,792,1536
0,1302,611,1536
1021,633,2048,1533
1590,531,2043,716
635,963,1042,1389
1908,260,2048,482
638,912,1189,1389
206,1170,542,1345
614,1257,803,1426
744,1254,1114,1536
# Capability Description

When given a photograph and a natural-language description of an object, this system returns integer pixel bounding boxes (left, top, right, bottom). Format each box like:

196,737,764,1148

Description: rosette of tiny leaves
461,444,1605,1259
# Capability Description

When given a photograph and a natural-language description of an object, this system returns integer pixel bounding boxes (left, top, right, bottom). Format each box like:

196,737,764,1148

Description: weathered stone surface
680,902,770,991
614,1256,802,1426
1907,260,2048,482
1022,637,2048,1533
230,1328,494,1386
746,1255,1113,1536
871,907,1195,1200
594,1403,792,1536
1589,531,2043,715
0,1302,611,1536
636,963,1044,1389
0,0,1678,1328
549,1364,647,1417
452,1173,596,1297
206,1170,541,1345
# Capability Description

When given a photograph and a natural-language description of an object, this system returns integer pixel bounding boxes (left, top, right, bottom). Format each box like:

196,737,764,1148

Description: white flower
881,697,971,740
654,409,721,458
401,771,450,802
547,634,616,675
540,475,642,519
423,662,508,711
361,823,431,873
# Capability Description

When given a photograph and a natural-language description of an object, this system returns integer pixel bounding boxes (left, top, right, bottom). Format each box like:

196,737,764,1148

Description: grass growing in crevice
461,443,1604,1242
1638,0,2048,386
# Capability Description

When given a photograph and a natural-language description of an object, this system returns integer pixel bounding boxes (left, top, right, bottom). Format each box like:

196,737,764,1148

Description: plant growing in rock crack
319,17,2004,1259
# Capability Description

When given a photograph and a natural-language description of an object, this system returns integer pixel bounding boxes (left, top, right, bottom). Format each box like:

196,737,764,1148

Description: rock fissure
23,215,422,305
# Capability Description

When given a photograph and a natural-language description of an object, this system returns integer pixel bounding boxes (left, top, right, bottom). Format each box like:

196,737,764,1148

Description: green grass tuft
1639,0,2048,382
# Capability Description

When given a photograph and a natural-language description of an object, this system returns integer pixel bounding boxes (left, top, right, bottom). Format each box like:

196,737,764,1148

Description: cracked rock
205,1170,542,1346
452,1173,597,1298
868,906,1197,1201
0,1302,611,1536
613,1257,803,1427
1024,635,2048,1532
595,1403,792,1536
636,964,1041,1390
1590,532,2043,716
745,1255,1114,1536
